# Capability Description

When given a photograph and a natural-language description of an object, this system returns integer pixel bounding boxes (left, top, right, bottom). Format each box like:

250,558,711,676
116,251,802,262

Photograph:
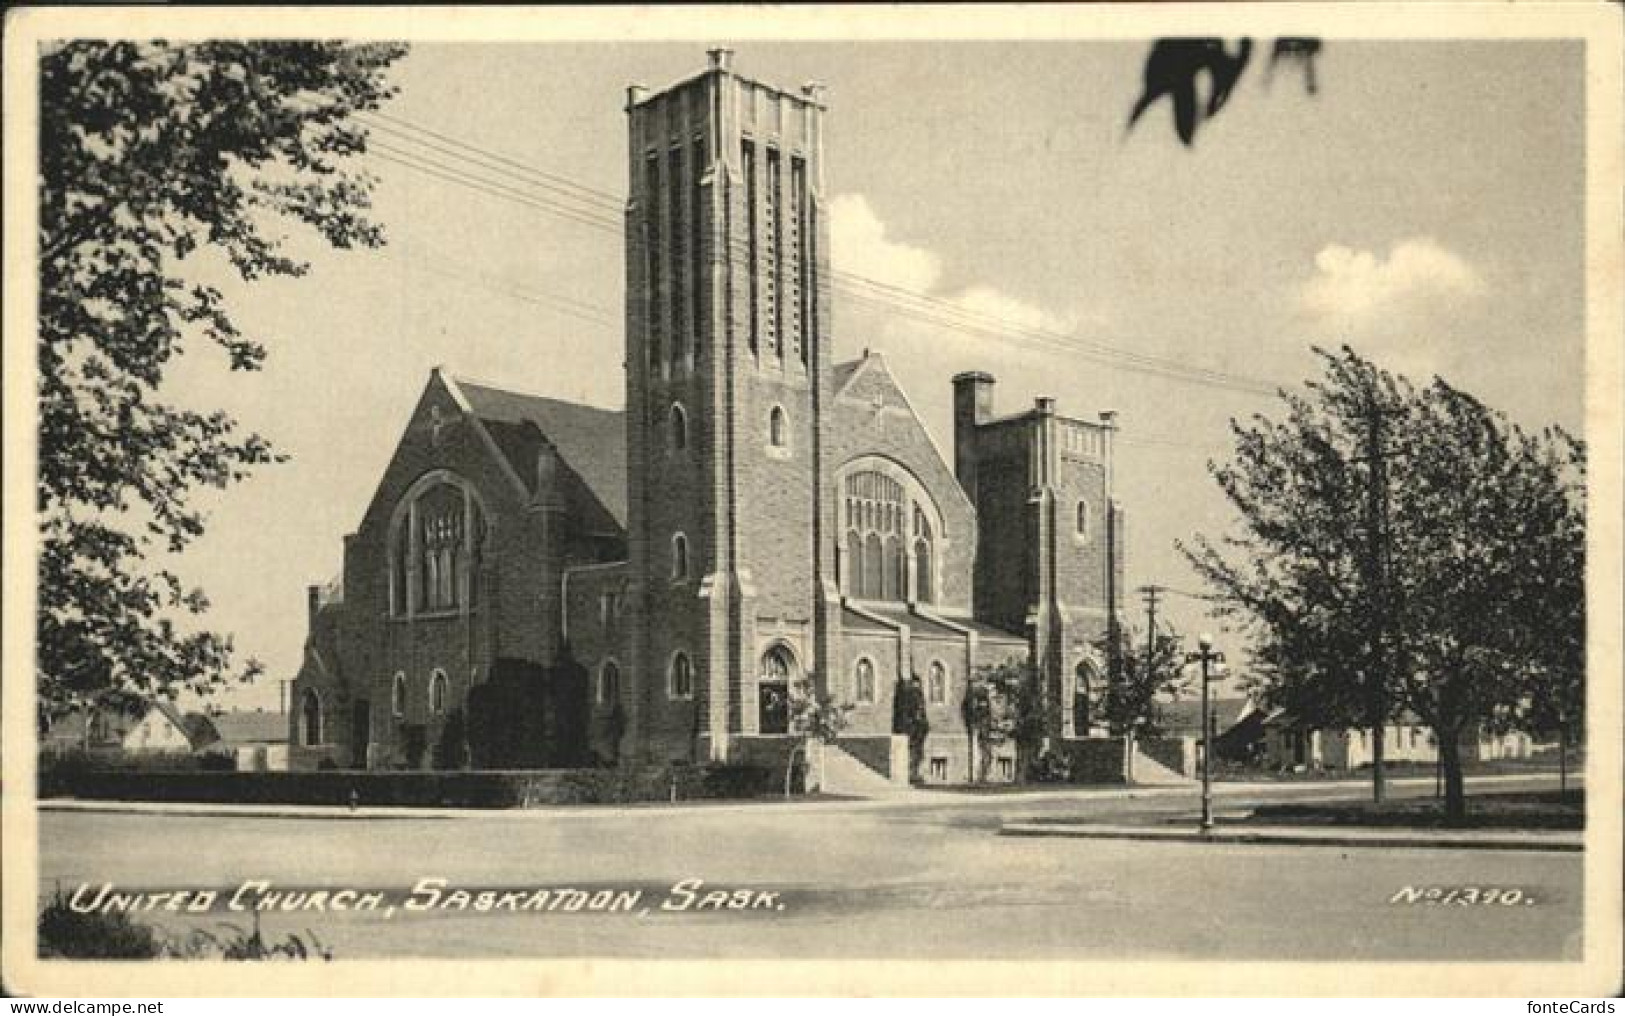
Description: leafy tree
1093,625,1191,738
37,41,407,725
891,675,930,782
785,678,853,797
963,658,1047,783
1183,347,1585,820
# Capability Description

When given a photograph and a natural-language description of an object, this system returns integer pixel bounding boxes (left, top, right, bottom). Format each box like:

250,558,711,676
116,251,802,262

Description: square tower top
625,49,827,189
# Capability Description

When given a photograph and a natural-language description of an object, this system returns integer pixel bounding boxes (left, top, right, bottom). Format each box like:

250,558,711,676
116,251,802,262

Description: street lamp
1187,633,1227,833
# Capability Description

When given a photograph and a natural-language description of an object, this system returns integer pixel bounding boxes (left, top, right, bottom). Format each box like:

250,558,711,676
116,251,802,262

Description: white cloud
1301,238,1486,321
829,193,942,294
829,193,1080,351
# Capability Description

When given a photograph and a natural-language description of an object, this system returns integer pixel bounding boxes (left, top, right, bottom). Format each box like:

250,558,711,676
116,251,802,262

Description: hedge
37,762,783,808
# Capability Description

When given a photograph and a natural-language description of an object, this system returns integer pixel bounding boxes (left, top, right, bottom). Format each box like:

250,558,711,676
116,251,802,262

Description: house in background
39,700,202,757
1260,710,1534,771
192,710,292,771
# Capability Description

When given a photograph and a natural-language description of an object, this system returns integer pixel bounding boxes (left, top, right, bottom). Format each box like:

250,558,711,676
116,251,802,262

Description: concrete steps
815,743,913,798
1128,746,1196,786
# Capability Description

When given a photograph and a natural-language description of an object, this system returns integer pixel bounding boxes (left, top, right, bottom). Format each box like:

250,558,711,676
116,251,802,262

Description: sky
153,39,1585,712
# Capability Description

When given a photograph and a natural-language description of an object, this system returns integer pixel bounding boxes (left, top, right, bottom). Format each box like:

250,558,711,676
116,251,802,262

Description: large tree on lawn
37,40,407,724
1182,347,1584,821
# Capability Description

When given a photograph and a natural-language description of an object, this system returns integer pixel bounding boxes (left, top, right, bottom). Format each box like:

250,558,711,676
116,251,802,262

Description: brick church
289,51,1126,783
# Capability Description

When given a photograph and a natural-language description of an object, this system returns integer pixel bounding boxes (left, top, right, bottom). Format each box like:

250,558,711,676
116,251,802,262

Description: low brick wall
39,764,780,808
1057,737,1128,784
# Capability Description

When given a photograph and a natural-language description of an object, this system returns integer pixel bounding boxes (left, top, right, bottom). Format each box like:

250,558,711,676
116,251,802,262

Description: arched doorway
301,689,323,747
350,699,370,768
758,645,797,735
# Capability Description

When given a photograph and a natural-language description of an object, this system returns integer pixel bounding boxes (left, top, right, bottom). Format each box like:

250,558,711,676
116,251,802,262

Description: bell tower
622,50,835,762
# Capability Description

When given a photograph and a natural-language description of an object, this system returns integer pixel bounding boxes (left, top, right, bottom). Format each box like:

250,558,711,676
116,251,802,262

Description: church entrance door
759,682,790,735
351,700,370,768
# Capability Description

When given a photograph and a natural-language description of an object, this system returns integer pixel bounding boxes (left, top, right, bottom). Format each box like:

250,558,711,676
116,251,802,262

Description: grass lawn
1243,789,1584,830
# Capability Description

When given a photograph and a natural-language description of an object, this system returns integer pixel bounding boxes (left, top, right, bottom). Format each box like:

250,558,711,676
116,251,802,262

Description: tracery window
389,473,486,617
842,468,936,604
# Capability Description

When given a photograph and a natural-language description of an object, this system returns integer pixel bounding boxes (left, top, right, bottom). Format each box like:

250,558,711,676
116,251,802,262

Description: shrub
1026,748,1073,784
38,889,161,958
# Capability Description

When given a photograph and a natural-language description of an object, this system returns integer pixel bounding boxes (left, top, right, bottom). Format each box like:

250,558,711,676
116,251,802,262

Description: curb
998,821,1584,852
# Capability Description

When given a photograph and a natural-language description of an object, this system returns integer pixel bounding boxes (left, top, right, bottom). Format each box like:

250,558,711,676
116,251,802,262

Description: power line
352,110,1282,399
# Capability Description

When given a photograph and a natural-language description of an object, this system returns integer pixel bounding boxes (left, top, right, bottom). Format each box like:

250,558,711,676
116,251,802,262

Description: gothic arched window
670,403,688,452
389,472,486,617
928,661,948,705
1076,499,1091,539
600,661,621,705
913,506,935,605
301,689,323,747
842,466,940,604
769,406,787,448
855,658,876,704
669,652,694,700
671,532,689,581
392,672,407,718
429,670,448,716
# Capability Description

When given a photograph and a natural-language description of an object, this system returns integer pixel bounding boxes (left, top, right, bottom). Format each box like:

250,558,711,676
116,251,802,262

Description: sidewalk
35,772,1572,822
999,820,1583,852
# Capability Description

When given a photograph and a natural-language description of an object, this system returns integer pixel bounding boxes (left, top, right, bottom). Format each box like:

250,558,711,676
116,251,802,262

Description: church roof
451,378,628,528
202,710,289,747
832,358,863,392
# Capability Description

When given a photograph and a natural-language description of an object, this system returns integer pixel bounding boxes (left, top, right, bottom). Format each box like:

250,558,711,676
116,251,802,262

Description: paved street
36,776,1581,960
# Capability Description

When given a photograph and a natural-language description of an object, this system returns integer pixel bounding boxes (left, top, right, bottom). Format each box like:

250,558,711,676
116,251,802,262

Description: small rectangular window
929,757,948,781
996,757,1014,780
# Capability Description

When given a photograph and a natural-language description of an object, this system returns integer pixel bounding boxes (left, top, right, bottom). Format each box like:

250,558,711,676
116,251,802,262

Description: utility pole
1352,396,1408,805
1141,585,1161,673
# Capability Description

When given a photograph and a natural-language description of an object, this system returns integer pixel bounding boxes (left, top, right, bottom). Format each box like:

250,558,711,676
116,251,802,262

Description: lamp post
1187,633,1226,833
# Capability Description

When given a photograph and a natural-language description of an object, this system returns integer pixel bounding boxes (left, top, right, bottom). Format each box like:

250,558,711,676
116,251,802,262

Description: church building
289,50,1126,783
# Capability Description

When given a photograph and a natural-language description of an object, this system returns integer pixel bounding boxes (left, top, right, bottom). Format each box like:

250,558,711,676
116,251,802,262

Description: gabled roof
449,376,627,529
832,358,864,393
1155,697,1254,737
205,711,289,747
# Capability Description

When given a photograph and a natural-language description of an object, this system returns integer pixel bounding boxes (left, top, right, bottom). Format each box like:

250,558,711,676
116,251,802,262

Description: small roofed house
1140,697,1261,776
39,700,203,758
1260,711,1534,771
193,710,293,771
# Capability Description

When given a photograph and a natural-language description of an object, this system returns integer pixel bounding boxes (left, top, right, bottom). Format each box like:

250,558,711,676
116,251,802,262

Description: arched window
862,533,883,599
1074,658,1102,733
389,472,486,617
913,507,934,605
670,403,688,452
429,669,448,716
928,661,948,705
669,652,694,700
600,661,621,705
301,689,323,746
768,406,787,448
759,646,795,735
855,658,876,704
762,646,794,681
842,466,940,604
1075,500,1091,539
392,672,407,718
671,532,689,581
